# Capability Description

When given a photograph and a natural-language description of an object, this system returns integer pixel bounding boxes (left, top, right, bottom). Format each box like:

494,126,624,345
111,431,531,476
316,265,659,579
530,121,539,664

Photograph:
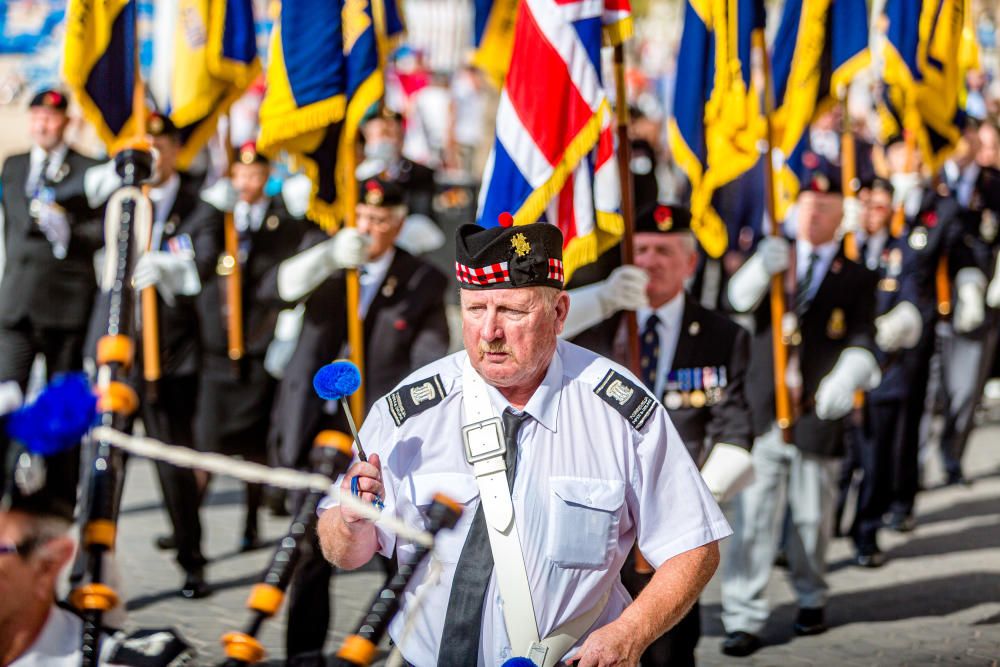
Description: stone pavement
108,419,1000,666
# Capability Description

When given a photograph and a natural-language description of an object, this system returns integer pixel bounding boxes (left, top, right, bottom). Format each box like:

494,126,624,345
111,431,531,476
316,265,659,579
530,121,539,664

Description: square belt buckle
462,417,505,465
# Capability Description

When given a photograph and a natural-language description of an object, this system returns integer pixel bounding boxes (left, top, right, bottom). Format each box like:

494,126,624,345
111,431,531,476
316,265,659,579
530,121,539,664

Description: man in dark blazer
120,112,221,599
0,89,103,388
266,175,449,666
194,142,315,551
567,203,754,667
719,161,880,657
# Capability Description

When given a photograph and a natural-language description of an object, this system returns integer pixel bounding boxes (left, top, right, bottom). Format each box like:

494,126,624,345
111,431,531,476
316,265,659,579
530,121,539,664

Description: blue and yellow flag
165,0,260,168
472,0,519,89
258,0,397,229
770,0,870,219
881,0,969,173
668,0,765,258
62,0,140,153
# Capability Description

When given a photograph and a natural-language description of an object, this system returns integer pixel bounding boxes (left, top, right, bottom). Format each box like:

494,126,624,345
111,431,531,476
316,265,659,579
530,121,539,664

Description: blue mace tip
7,373,97,456
313,360,363,401
500,659,537,667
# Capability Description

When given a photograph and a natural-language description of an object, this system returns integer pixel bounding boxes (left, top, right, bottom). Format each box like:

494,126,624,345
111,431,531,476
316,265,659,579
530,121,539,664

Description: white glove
83,160,123,208
36,203,70,258
727,236,790,313
954,267,987,334
281,173,313,219
0,381,23,417
276,228,371,302
815,347,881,420
200,178,239,213
840,197,864,237
132,251,202,306
700,443,755,504
987,254,1000,309
561,266,650,339
875,301,923,352
396,213,446,255
890,172,922,210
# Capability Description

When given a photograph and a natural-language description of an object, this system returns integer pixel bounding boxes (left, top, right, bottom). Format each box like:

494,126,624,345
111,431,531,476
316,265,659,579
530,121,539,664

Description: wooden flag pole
222,124,245,371
755,29,795,443
613,42,653,576
134,71,161,397
840,96,859,262
612,44,640,377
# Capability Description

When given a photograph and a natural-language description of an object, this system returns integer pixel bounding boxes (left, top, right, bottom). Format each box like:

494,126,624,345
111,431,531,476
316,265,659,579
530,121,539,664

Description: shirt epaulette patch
386,374,447,426
594,369,657,431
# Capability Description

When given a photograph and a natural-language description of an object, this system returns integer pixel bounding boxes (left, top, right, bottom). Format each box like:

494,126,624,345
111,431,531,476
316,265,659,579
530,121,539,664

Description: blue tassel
7,373,97,456
313,360,363,401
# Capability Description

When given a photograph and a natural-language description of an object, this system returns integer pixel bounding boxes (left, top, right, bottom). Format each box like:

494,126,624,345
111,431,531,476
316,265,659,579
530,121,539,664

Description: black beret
635,203,692,235
359,176,405,207
29,89,68,112
147,111,179,139
455,217,564,290
870,177,895,196
235,141,269,166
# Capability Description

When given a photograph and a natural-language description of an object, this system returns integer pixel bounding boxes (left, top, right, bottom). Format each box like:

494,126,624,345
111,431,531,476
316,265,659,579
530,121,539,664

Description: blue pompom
500,659,537,667
6,373,97,456
313,360,363,401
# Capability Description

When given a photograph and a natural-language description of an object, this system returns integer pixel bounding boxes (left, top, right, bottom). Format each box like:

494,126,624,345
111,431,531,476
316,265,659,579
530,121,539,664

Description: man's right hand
327,227,370,271
339,453,383,525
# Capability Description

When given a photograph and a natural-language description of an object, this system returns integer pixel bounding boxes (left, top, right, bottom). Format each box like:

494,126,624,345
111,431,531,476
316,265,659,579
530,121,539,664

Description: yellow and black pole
221,126,246,374
840,96,860,262
754,29,795,443
220,431,355,665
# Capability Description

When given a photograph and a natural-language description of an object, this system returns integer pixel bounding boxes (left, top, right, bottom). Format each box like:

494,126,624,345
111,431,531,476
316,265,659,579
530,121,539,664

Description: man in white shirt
318,221,730,666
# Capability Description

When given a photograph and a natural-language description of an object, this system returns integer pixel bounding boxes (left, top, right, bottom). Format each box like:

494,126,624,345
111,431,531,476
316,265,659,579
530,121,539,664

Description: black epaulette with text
594,369,657,431
386,374,447,426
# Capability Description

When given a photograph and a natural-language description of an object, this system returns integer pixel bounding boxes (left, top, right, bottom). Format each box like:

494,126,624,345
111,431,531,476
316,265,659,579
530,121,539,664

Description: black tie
639,314,661,392
438,408,530,666
795,252,820,316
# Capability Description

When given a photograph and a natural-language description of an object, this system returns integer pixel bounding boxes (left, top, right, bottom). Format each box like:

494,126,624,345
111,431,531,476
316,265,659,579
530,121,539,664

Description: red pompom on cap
498,212,514,228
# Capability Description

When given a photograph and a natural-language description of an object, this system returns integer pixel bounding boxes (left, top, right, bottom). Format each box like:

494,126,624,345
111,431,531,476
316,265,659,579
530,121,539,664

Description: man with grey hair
318,220,730,666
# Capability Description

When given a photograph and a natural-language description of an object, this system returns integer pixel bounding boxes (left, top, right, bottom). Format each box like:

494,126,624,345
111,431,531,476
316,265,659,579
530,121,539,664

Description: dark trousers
852,400,905,552
622,555,700,666
891,331,935,517
141,375,205,573
286,527,334,661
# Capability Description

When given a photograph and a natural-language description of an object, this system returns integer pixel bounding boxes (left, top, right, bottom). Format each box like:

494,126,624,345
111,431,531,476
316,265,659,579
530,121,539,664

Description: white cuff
727,253,771,313
700,443,754,504
561,283,609,339
277,238,336,302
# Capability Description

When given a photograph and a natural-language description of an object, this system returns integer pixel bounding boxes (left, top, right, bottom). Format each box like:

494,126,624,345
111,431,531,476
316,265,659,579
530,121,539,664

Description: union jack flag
476,0,632,282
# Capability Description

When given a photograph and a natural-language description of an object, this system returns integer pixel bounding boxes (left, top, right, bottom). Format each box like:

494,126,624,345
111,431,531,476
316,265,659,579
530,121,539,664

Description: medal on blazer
679,368,693,407
909,227,928,250
689,368,706,408
266,215,280,231
381,275,398,298
827,307,846,339
51,162,69,183
663,371,683,410
981,210,998,244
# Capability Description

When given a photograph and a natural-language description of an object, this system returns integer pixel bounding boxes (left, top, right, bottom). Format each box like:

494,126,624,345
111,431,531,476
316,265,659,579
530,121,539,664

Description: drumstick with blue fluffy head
313,360,368,460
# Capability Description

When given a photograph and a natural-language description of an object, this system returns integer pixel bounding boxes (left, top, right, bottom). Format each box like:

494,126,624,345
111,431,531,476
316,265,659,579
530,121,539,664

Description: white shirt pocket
546,476,626,569
401,472,480,564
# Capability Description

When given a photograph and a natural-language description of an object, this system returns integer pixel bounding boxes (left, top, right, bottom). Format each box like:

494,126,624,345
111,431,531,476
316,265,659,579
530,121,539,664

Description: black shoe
721,632,761,657
945,470,971,487
794,607,827,636
180,569,211,599
854,549,886,568
155,534,176,551
885,512,916,533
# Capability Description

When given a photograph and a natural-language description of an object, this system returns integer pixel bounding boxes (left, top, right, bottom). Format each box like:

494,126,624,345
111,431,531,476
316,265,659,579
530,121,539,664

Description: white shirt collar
638,290,685,332
360,247,396,285
149,173,181,207
796,238,838,273
234,197,270,233
483,340,565,433
30,143,68,169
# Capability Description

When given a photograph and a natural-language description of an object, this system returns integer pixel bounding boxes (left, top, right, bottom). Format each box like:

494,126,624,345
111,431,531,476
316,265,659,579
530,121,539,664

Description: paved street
107,417,1000,665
